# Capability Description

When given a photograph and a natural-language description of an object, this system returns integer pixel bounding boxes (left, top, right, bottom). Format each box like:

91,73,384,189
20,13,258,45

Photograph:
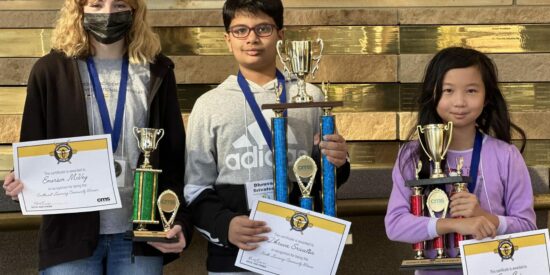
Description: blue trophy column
321,114,336,216
300,196,313,210
272,116,288,203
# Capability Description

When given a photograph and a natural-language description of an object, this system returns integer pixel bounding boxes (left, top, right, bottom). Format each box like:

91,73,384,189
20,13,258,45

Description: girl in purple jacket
385,47,537,275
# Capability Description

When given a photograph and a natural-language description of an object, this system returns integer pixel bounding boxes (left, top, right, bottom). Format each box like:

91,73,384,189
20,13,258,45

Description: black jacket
21,50,192,270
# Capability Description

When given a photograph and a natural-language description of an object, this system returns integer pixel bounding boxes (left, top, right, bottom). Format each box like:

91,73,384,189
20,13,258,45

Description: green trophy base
130,230,179,243
400,257,462,271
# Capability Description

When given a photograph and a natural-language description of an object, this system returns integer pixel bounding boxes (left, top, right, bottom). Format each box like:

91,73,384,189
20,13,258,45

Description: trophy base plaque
400,257,461,271
129,230,179,243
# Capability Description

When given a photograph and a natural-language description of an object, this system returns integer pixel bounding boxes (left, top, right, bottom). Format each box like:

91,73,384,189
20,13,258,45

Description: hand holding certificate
235,198,351,275
13,135,121,215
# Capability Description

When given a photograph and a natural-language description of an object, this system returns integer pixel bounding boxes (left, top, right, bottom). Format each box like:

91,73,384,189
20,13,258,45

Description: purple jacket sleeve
498,144,537,234
385,143,436,244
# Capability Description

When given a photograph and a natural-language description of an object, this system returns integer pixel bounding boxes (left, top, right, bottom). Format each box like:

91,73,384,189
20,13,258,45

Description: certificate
235,198,351,275
460,229,550,275
13,135,122,215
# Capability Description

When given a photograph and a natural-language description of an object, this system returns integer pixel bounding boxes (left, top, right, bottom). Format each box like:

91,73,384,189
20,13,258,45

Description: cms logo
97,197,111,202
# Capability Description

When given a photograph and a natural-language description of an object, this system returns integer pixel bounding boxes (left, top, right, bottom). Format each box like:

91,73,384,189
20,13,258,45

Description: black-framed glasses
228,24,277,39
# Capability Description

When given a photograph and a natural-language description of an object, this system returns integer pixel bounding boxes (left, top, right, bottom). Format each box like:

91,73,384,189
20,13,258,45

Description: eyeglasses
228,24,277,39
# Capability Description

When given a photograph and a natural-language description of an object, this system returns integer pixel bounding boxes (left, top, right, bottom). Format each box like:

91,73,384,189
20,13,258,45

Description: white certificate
460,229,550,275
13,135,122,215
235,198,351,275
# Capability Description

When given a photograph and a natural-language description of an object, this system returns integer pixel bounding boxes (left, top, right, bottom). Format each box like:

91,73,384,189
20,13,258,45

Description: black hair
408,47,526,179
222,0,284,32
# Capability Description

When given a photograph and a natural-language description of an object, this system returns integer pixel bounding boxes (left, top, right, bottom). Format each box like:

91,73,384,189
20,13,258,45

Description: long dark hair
407,47,526,178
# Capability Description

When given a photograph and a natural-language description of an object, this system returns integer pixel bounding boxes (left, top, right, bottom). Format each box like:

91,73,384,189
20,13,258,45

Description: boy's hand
454,216,497,240
228,215,270,250
148,225,186,253
316,134,348,168
449,192,484,218
3,172,23,200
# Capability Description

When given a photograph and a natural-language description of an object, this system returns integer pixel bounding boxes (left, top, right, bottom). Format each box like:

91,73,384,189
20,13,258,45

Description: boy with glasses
184,0,350,273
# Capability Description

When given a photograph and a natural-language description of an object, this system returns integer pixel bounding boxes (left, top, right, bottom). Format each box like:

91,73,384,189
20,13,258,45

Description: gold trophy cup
276,39,324,103
417,122,453,178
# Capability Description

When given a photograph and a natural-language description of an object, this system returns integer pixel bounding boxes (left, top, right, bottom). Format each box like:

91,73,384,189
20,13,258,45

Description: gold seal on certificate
51,142,76,163
293,156,317,210
495,238,517,260
287,212,313,233
157,190,180,233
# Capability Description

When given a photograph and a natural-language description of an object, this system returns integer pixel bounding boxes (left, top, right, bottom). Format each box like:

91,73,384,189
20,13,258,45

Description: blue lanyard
86,56,129,153
468,129,483,193
237,70,287,151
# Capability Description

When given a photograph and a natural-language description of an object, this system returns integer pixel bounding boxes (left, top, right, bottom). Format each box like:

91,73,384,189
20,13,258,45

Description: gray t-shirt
78,58,150,234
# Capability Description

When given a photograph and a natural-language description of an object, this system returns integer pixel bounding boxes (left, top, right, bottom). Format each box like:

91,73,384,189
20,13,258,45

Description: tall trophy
131,127,177,242
400,122,470,270
263,38,343,217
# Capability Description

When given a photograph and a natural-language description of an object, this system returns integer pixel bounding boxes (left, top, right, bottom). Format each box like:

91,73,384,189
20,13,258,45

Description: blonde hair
51,0,161,64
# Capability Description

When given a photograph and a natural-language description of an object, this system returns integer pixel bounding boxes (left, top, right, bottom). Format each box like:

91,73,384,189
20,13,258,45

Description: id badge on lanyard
245,179,274,210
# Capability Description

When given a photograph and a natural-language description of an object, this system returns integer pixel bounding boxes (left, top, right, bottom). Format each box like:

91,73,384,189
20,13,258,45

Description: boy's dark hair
222,0,284,31
408,47,526,178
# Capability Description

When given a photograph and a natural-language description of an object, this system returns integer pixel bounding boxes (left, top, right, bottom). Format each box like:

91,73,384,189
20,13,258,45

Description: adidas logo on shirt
225,121,307,170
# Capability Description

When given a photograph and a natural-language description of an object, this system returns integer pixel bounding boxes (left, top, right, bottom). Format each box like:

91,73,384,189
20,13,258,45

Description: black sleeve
20,59,47,142
188,187,243,247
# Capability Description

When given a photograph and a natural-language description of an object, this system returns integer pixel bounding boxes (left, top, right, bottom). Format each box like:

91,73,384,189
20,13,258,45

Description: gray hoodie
185,75,323,203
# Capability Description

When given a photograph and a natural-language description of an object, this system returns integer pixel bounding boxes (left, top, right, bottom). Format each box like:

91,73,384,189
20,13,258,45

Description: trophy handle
441,121,453,159
276,40,291,76
417,125,433,162
155,129,165,149
310,38,324,78
133,127,142,151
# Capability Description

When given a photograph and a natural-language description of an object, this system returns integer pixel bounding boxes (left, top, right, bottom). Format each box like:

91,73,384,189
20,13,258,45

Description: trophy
417,123,453,178
157,190,180,233
276,39,324,103
131,127,176,242
451,157,468,256
264,37,342,217
400,122,470,270
293,155,317,210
